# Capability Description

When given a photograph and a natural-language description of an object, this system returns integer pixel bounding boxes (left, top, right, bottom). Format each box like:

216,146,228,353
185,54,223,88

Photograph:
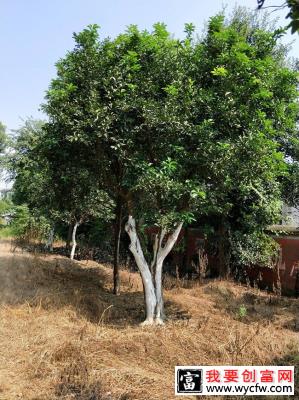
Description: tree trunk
125,216,156,324
182,227,190,278
125,215,183,325
45,226,54,252
70,222,79,260
218,221,230,279
66,223,73,250
198,248,202,282
113,198,122,295
274,247,282,296
154,259,164,323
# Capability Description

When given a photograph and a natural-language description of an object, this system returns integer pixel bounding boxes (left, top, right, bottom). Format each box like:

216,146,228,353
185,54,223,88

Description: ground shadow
0,250,189,327
273,351,299,399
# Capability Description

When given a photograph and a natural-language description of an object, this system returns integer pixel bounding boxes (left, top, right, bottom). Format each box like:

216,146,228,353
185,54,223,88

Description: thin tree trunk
66,223,73,250
70,222,79,260
45,226,54,252
113,198,122,295
274,248,282,296
198,248,202,282
218,220,230,279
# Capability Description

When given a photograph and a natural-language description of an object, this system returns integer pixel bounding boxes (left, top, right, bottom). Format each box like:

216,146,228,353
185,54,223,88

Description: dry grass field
0,239,298,400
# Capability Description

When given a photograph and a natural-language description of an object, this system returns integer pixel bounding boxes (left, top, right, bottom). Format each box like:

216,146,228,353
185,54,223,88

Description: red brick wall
148,227,299,294
274,236,299,294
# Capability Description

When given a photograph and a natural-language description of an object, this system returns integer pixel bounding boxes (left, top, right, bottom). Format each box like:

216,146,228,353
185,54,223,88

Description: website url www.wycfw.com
175,366,294,396
206,384,293,395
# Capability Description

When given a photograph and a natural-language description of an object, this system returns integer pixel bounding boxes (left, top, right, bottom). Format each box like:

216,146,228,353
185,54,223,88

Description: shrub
10,204,51,243
231,231,280,269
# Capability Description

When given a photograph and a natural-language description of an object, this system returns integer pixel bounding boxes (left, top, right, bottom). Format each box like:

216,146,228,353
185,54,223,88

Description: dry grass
0,239,298,400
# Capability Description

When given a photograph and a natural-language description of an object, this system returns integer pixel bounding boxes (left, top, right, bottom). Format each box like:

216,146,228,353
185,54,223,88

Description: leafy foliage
231,231,280,268
9,119,51,212
0,122,8,174
182,10,298,270
42,23,207,236
9,204,51,242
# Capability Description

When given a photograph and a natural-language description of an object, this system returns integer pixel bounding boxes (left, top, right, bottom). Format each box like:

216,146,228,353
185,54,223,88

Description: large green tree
42,24,208,322
42,9,298,323
9,119,50,208
9,119,113,257
183,12,298,276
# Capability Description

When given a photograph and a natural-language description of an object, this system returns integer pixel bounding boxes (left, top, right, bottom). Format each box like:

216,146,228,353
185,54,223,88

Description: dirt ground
0,239,298,400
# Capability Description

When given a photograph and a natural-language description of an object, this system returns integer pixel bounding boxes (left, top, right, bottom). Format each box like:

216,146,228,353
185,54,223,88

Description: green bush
231,231,280,269
10,204,51,242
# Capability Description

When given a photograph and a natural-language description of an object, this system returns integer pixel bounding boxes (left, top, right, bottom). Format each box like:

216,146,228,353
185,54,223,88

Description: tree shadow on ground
273,350,299,399
0,252,189,327
51,341,132,400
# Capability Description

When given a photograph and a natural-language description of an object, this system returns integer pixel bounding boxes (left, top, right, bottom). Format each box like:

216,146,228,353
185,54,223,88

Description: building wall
282,204,299,227
179,230,299,295
150,227,299,295
275,236,299,295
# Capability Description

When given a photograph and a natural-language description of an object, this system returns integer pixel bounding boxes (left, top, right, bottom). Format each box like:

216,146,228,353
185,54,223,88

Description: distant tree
7,119,57,247
9,119,50,208
42,25,123,286
0,122,8,175
257,0,299,33
8,118,114,257
0,122,6,154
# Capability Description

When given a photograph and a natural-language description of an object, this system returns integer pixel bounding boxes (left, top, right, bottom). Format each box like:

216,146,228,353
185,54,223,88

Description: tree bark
70,222,79,260
45,226,54,252
125,216,156,324
274,247,282,296
125,215,183,325
153,223,183,324
154,259,164,323
113,198,122,295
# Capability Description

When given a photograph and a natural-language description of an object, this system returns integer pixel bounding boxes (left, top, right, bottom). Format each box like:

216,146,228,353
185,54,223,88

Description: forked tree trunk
113,198,122,295
70,222,79,260
125,215,183,325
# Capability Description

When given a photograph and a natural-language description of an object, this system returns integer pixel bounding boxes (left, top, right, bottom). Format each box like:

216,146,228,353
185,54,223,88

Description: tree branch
159,222,183,261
